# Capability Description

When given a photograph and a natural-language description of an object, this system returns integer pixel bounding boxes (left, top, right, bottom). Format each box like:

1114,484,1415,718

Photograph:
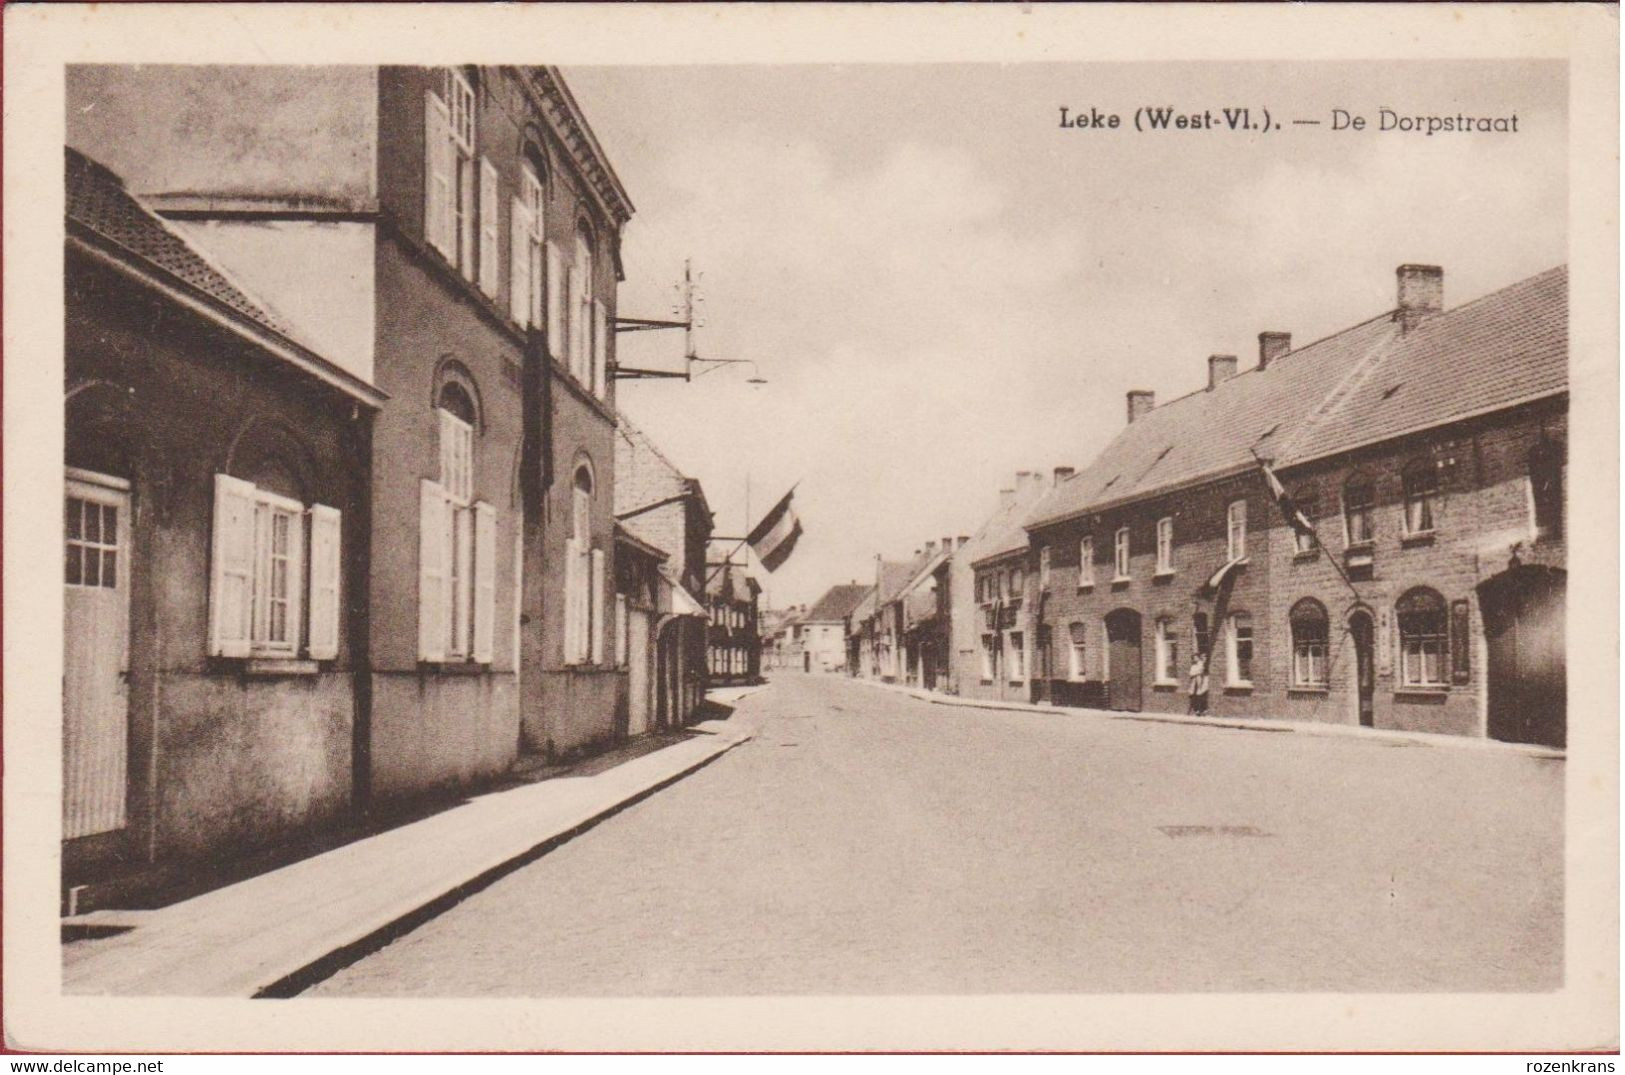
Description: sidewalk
62,712,757,998
846,675,1565,760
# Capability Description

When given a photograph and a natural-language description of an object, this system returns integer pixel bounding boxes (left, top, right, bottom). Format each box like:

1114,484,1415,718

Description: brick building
795,584,872,673
1024,264,1566,746
67,65,636,812
64,149,384,887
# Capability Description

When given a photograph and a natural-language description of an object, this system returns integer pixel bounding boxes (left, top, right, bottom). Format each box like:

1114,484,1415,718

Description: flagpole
1248,447,1362,602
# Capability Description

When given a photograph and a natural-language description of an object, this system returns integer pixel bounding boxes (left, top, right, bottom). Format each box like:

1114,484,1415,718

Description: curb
843,675,1564,760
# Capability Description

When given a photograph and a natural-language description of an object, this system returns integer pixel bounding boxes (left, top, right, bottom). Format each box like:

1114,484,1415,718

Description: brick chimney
957,535,970,548
924,541,936,557
1053,465,1076,486
998,485,1016,510
1207,354,1238,390
1396,264,1443,333
1127,390,1155,424
1258,332,1291,370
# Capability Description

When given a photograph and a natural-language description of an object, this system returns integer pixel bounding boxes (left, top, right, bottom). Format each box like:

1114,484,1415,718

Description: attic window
1381,384,1404,400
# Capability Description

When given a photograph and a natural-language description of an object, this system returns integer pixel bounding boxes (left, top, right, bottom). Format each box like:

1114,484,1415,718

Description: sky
562,61,1567,609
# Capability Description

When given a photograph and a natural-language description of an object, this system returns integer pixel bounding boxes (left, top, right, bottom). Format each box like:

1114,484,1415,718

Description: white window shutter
423,92,453,259
458,158,477,280
418,479,448,661
614,593,628,666
209,474,257,658
593,299,609,396
563,537,582,663
472,501,497,663
509,198,531,325
590,548,607,665
545,241,564,360
479,158,500,298
306,504,341,660
565,264,581,378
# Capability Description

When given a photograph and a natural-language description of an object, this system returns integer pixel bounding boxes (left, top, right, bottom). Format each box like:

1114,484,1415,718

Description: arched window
1396,587,1447,688
1067,621,1088,681
572,462,593,546
1289,598,1329,688
1154,616,1180,684
1530,438,1564,540
571,222,596,387
1402,459,1438,535
1344,474,1375,545
565,459,603,665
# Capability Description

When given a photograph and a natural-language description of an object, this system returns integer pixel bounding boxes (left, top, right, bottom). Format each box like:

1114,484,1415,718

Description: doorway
1104,609,1143,712
1480,565,1566,748
1348,609,1375,728
64,470,132,840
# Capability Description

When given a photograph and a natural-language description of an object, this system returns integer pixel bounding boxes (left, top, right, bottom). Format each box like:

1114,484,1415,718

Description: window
1530,439,1564,540
1293,492,1319,553
564,462,603,665
510,163,546,325
1078,536,1094,588
1155,516,1174,574
570,226,596,389
424,69,479,280
1007,630,1026,682
1397,587,1447,689
1067,621,1088,681
1038,545,1051,590
1289,598,1329,688
209,474,341,661
1225,612,1253,686
419,383,497,664
1402,460,1438,535
1344,476,1375,545
65,496,119,590
1035,625,1053,681
1154,617,1179,684
1113,527,1130,580
1226,500,1247,561
1010,566,1024,598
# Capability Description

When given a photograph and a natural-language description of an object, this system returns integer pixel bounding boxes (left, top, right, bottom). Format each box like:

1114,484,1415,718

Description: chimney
1207,354,1238,391
1053,465,1076,487
958,535,970,548
1396,264,1443,332
1258,332,1291,370
924,541,937,557
998,485,1016,510
1126,390,1155,424
940,536,953,554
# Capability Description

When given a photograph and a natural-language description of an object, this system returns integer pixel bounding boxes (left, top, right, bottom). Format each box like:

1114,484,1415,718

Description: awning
660,564,708,618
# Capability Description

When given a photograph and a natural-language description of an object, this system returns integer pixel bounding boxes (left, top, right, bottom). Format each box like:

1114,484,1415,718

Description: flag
746,486,803,572
1259,457,1316,538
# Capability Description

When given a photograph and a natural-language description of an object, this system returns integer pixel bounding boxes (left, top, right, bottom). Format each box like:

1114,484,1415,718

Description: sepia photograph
4,1,1618,1057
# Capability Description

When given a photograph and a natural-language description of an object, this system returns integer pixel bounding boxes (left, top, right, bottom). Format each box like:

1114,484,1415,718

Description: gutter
1025,460,1259,534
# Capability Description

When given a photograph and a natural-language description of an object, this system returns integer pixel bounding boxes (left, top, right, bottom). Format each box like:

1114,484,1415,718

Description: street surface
311,673,1562,996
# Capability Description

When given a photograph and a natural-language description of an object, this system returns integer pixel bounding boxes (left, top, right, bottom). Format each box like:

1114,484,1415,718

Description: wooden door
1105,609,1142,712
64,472,131,839
1482,567,1566,748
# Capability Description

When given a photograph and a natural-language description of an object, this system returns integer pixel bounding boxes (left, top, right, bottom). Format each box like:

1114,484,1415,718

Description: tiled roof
850,561,919,621
1028,313,1401,529
705,562,758,600
615,415,698,563
804,584,873,623
1281,267,1567,465
966,480,1056,564
66,147,290,339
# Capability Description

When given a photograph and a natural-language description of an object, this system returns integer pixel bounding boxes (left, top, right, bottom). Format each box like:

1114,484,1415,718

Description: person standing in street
1187,654,1210,716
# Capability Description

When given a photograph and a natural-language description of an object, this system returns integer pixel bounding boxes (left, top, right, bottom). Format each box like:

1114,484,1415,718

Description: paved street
311,673,1562,997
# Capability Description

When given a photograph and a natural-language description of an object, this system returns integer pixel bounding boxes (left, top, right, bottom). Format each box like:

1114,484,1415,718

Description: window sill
1152,680,1179,691
1292,548,1321,562
1077,583,1095,593
242,658,320,677
1394,687,1449,699
1287,686,1329,696
1224,683,1254,694
1110,576,1132,587
1153,569,1176,580
1400,531,1437,548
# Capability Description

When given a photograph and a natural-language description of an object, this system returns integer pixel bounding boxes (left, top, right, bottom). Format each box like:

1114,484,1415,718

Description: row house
793,585,872,673
898,541,956,691
614,416,713,728
850,556,933,683
958,471,1069,702
1023,264,1567,747
704,561,761,684
64,64,638,888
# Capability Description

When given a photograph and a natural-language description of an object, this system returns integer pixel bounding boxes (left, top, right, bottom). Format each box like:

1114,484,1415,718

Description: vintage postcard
3,1,1618,1054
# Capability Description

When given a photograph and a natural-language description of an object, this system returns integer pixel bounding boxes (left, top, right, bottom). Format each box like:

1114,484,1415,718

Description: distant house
1025,264,1566,747
796,584,872,673
706,562,762,685
851,559,929,683
64,148,384,887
